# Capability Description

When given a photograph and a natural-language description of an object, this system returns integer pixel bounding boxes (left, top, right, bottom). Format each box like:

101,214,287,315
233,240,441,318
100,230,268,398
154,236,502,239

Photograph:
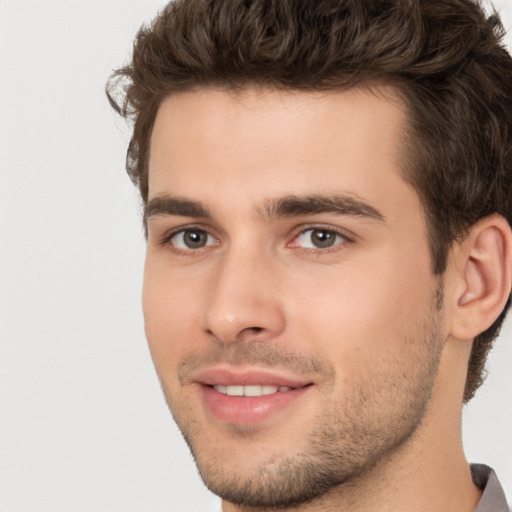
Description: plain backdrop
1,1,511,511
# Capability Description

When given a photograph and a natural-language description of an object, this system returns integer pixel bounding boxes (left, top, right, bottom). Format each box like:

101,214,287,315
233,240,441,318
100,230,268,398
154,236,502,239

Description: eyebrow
145,195,212,224
144,193,385,225
262,194,385,222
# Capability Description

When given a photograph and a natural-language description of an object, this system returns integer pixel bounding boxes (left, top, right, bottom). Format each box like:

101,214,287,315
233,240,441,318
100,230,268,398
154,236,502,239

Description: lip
194,366,314,425
195,366,312,388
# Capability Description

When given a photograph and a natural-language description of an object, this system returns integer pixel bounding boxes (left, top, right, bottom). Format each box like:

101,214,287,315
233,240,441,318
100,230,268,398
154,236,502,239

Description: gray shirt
472,464,510,512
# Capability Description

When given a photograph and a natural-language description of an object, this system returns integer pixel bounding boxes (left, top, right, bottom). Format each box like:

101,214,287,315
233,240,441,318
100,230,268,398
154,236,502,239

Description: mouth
194,367,314,425
212,384,295,396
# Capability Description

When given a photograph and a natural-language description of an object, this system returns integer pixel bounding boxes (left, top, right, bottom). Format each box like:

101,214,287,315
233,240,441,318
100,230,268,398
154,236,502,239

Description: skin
143,87,487,512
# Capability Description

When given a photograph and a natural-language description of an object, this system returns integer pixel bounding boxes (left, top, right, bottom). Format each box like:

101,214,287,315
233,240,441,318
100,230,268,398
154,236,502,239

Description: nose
202,247,286,344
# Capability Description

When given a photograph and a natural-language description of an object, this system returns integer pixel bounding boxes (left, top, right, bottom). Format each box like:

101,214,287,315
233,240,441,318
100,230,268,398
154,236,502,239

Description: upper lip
193,366,313,388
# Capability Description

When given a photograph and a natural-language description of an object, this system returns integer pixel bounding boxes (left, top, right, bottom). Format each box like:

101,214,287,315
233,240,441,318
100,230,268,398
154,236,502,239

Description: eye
168,228,218,250
293,228,347,249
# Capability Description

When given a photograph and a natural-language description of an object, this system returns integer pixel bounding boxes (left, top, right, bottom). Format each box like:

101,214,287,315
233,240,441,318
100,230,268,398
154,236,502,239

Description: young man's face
143,87,448,508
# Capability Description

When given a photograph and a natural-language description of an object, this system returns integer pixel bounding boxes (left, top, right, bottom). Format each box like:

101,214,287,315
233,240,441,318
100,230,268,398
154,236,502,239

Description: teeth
213,384,294,397
226,385,244,396
245,385,270,396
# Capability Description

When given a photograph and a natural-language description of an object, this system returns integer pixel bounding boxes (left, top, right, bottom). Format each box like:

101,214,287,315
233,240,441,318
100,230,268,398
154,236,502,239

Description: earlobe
450,215,512,340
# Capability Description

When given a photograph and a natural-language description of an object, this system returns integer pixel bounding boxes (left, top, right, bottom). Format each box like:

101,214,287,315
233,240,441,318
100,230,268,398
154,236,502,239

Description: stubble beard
160,291,445,510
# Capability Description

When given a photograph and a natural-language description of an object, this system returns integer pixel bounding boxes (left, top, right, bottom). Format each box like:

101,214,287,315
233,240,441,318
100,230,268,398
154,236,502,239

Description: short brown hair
107,0,512,402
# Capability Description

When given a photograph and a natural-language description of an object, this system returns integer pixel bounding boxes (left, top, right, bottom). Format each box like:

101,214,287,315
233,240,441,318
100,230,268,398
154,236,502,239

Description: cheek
288,251,434,362
142,257,203,372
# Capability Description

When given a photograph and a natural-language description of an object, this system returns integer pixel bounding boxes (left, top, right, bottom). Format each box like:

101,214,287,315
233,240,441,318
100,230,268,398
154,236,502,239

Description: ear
449,215,512,340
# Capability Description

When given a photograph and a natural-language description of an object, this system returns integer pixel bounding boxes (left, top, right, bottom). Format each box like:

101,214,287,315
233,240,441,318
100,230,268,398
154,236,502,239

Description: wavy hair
107,0,512,401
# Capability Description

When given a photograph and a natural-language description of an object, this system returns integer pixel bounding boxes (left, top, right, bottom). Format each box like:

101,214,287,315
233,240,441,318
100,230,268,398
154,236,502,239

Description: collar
472,464,510,512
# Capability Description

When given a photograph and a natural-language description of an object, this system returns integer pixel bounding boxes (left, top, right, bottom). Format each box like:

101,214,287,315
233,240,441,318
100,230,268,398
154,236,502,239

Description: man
107,0,512,510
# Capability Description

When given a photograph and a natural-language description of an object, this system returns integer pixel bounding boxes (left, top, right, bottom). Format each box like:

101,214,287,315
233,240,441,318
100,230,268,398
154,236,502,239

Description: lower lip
201,385,311,425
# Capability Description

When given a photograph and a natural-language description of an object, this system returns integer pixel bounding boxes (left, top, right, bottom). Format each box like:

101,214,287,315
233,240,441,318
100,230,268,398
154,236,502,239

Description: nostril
236,326,266,340
245,327,264,334
206,326,265,344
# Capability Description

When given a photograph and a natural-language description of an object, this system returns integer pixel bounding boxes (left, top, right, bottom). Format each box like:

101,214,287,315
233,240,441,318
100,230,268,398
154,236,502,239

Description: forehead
148,86,411,210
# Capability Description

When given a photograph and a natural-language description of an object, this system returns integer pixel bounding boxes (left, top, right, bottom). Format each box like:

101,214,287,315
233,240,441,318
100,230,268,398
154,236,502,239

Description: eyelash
160,225,219,253
288,226,353,253
159,224,354,254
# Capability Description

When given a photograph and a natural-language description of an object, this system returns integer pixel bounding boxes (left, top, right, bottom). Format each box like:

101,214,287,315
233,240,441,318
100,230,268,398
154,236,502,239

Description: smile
191,367,315,424
213,384,294,396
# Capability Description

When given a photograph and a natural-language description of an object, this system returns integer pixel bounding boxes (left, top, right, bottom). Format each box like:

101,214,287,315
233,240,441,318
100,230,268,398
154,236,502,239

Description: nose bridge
202,242,285,343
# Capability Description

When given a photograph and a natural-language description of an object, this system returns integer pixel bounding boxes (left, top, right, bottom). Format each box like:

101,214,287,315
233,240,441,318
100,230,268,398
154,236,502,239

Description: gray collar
472,464,510,512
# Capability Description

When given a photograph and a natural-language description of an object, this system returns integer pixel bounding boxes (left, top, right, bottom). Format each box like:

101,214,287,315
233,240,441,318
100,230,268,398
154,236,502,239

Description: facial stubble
156,288,445,510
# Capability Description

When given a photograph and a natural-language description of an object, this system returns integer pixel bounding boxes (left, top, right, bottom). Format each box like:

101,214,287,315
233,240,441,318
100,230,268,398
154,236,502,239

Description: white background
1,1,511,511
